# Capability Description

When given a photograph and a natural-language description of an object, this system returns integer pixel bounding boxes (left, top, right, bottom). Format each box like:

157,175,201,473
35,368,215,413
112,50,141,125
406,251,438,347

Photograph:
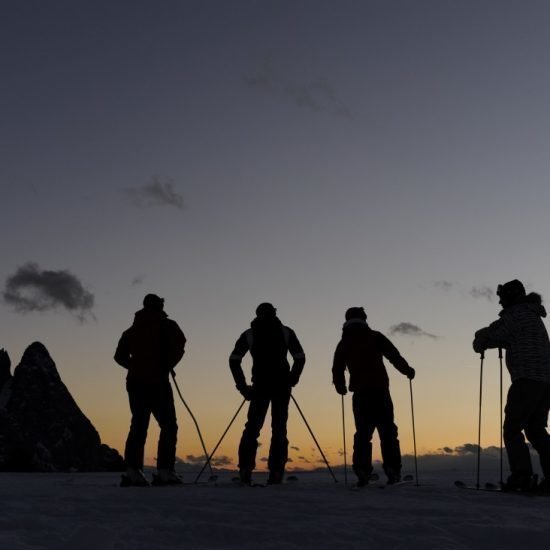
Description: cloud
184,454,206,464
454,443,480,455
3,263,95,321
470,285,495,302
131,275,145,287
290,446,300,451
244,58,351,118
124,176,184,209
389,322,437,339
298,456,310,463
434,280,454,292
211,455,232,467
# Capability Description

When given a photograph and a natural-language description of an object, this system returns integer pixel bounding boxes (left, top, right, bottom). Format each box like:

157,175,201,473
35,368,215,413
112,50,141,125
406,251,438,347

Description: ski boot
152,469,184,486
120,468,150,487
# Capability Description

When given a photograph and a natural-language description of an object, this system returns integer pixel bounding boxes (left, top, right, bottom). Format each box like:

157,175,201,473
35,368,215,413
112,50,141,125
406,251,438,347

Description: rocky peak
0,342,123,472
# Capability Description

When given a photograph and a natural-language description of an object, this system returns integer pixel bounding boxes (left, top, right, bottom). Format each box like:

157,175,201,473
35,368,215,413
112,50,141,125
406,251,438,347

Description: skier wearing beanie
229,303,305,485
332,307,415,486
115,294,186,487
473,280,550,493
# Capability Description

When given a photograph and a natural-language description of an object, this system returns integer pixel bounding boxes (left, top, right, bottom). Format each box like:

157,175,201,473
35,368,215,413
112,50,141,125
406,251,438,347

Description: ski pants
352,387,402,477
238,387,291,474
503,378,550,478
124,377,178,471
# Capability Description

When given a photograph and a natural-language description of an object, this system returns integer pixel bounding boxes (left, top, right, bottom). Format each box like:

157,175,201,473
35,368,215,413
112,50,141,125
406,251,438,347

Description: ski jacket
114,309,186,382
473,302,550,383
332,320,412,391
229,317,305,390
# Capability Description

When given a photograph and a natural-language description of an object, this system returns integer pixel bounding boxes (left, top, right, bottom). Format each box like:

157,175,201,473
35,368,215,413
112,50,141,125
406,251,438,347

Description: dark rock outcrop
0,342,123,472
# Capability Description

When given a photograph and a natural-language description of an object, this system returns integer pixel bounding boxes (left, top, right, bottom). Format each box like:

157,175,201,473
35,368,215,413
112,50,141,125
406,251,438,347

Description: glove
237,384,255,401
288,371,300,387
472,340,485,354
334,383,347,396
406,367,415,380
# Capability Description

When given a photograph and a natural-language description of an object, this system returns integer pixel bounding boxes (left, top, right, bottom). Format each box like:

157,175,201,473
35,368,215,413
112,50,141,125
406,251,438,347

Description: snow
1,470,549,549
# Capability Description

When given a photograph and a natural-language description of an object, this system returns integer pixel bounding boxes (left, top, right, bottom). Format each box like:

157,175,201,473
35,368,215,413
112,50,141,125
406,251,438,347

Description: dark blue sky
2,0,550,463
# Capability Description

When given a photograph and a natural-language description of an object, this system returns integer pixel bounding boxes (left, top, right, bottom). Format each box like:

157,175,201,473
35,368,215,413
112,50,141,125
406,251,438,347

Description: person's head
143,293,165,312
255,302,277,320
496,280,526,308
345,306,367,322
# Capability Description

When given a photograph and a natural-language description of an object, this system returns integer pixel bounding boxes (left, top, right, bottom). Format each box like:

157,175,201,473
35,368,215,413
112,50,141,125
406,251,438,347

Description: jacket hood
342,319,370,332
251,317,283,330
499,302,547,319
133,308,168,325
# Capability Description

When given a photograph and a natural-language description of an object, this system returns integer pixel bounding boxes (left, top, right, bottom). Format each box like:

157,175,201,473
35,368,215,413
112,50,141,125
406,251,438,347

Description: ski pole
498,348,503,487
341,394,348,487
409,379,420,486
194,398,246,484
170,371,215,479
291,394,338,483
476,352,484,490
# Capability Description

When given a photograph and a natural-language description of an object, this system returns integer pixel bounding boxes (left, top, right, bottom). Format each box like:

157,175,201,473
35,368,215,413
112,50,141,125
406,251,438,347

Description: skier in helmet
229,303,305,485
115,294,186,486
332,307,415,486
473,280,550,492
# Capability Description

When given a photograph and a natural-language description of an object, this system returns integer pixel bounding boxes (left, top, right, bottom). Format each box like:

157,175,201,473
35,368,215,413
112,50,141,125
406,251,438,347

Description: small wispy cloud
434,280,454,292
131,275,145,287
389,322,437,339
211,455,232,467
124,176,184,210
290,446,300,451
470,285,494,302
3,263,95,322
244,58,351,118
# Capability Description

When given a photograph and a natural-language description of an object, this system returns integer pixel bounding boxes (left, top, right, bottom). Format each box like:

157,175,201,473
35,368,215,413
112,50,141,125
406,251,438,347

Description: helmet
255,302,277,318
345,307,367,321
496,280,525,303
143,294,165,310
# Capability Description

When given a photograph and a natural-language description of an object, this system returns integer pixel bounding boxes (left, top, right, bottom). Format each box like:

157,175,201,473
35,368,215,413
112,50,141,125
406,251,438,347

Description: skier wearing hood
229,303,305,485
115,294,186,486
332,307,415,486
473,280,550,492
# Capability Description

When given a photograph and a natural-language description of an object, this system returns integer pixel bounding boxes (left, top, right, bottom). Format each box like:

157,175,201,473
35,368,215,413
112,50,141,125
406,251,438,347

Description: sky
2,0,550,470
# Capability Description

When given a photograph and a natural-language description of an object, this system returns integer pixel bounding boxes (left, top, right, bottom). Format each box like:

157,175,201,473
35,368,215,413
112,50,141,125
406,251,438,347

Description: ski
454,480,548,496
350,473,414,491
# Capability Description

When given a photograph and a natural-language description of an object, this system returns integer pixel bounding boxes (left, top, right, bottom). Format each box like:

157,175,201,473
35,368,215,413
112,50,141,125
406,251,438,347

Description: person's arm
331,340,348,394
287,329,306,386
378,333,415,379
229,331,250,392
114,330,132,369
473,317,513,353
166,321,187,370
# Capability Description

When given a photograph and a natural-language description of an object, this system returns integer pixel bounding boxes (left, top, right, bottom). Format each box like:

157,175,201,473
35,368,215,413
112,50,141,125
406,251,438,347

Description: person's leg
238,390,270,479
503,380,537,488
124,378,152,471
352,390,376,484
267,388,291,482
376,389,402,483
151,380,178,472
524,382,550,481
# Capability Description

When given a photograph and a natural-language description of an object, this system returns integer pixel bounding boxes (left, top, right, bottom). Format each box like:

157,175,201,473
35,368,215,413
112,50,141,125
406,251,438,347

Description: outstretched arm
378,333,415,379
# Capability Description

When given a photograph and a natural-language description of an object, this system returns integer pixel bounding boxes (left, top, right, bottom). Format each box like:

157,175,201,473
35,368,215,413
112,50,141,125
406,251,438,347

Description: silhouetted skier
115,294,186,486
332,307,415,486
229,303,305,485
473,280,550,493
